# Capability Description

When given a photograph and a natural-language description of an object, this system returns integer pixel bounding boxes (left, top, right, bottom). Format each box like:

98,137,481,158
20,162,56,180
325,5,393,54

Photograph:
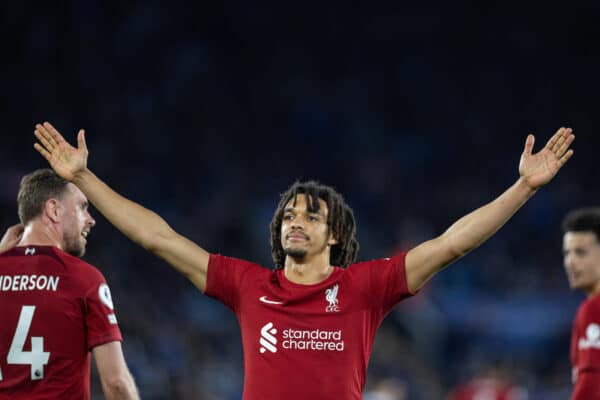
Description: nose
290,218,305,230
564,253,575,270
87,213,96,228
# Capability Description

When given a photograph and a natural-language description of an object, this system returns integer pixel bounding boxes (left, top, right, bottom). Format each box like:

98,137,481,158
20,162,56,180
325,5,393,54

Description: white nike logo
259,296,284,305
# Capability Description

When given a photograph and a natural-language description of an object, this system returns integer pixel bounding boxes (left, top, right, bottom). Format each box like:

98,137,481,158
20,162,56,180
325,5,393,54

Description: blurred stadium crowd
2,1,600,399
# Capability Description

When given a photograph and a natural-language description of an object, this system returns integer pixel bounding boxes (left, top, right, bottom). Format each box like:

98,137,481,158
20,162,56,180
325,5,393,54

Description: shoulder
343,253,413,308
207,253,270,289
342,254,408,289
1,245,103,276
346,253,407,272
579,295,600,321
209,253,268,273
50,247,106,284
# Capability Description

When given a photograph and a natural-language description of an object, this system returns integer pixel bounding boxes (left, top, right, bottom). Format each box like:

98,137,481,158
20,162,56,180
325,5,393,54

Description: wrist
516,176,538,196
72,168,93,186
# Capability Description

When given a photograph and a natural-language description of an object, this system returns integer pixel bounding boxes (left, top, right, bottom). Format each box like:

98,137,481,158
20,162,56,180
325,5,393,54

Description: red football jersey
0,246,122,400
205,252,413,400
571,293,600,399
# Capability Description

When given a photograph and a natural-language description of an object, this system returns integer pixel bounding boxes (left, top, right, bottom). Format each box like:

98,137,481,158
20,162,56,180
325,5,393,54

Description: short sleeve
572,369,600,399
83,271,122,350
205,254,258,312
366,252,413,315
575,302,600,374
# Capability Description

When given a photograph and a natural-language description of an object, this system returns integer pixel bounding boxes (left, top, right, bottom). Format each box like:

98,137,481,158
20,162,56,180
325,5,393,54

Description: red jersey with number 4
205,252,413,400
0,246,122,400
571,293,600,399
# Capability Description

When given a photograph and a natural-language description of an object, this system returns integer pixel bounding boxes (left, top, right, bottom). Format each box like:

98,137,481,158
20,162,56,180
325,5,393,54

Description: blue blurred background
1,1,599,399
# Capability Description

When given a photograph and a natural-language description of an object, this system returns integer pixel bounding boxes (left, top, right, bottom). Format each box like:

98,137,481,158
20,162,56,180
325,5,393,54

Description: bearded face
58,184,95,257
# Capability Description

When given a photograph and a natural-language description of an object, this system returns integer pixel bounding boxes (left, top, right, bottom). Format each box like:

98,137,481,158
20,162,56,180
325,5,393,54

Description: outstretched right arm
73,169,209,291
34,122,210,292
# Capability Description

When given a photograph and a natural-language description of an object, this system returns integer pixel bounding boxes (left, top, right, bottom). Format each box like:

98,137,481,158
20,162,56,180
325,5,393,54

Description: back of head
562,208,600,240
17,169,70,225
270,180,359,269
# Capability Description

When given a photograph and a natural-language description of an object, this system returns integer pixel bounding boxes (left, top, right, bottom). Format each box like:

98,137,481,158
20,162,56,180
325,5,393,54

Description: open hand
34,122,88,181
519,127,574,190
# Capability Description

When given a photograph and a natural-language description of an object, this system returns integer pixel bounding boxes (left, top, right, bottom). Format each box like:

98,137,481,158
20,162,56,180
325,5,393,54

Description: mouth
286,232,309,241
567,270,581,283
82,230,89,240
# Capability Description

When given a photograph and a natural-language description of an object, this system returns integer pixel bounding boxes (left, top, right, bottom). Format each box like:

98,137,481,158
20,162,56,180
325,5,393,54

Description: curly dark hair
270,181,359,269
562,208,600,240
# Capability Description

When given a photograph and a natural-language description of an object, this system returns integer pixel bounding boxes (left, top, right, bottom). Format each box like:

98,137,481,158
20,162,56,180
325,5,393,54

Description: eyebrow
283,206,323,216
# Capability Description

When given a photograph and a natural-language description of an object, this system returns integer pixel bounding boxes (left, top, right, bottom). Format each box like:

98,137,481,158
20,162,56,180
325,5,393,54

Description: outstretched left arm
405,127,574,293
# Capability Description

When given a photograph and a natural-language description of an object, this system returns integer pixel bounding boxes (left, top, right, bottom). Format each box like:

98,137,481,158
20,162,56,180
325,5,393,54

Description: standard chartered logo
259,322,345,355
259,322,278,353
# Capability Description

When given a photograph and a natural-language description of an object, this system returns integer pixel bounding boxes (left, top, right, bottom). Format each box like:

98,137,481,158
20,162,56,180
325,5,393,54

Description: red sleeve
572,369,600,400
83,270,122,350
574,302,600,373
366,253,414,314
205,254,259,312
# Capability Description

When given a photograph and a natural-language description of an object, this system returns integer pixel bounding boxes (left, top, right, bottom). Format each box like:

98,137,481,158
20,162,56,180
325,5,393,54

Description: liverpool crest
325,284,340,312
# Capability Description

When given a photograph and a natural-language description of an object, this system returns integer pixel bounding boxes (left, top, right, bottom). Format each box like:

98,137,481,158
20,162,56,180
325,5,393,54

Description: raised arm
93,341,140,400
405,128,575,293
34,122,210,292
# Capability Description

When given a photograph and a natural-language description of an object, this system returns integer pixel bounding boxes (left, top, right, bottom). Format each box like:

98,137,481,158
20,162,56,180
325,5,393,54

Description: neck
18,221,63,250
585,288,600,299
284,253,333,285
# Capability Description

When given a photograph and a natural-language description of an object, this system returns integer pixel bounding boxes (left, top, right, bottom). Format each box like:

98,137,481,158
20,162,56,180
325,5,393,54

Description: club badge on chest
325,284,340,313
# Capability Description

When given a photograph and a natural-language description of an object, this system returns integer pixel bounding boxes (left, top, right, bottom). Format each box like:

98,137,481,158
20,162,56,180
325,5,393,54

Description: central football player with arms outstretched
34,122,573,399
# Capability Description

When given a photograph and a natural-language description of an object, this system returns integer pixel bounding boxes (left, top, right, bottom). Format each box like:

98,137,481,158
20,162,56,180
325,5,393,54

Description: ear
327,231,338,246
43,199,61,223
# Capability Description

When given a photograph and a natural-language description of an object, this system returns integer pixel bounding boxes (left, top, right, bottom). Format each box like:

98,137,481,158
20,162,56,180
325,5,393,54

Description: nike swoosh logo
259,296,284,305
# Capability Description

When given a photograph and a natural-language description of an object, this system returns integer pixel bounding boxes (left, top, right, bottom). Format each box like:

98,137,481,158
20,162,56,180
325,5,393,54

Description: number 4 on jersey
0,305,50,381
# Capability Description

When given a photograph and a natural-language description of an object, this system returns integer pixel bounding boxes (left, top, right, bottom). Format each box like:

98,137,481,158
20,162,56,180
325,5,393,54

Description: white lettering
12,276,20,291
0,276,60,292
47,277,59,292
282,338,345,351
2,276,11,291
19,276,29,291
280,328,344,352
36,276,47,290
